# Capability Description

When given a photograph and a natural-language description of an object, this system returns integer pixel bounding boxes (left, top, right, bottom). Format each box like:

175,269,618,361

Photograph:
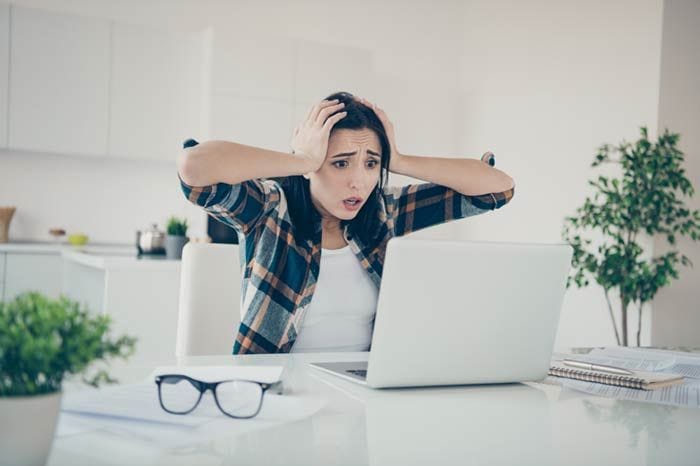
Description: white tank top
292,244,379,352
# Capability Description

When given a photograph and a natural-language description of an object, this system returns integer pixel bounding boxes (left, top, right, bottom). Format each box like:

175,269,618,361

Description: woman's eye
332,159,379,169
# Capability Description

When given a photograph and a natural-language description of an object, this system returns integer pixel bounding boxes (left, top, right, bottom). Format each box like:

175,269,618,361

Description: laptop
309,237,573,388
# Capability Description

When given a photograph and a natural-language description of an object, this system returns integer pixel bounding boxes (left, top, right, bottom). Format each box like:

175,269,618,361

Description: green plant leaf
0,292,137,396
562,126,700,343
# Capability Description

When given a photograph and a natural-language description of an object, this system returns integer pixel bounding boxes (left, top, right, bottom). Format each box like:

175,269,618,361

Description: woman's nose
348,170,364,190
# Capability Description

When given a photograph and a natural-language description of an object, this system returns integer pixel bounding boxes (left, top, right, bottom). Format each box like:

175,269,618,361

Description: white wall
0,150,202,243
652,0,700,347
0,0,681,349
455,0,664,349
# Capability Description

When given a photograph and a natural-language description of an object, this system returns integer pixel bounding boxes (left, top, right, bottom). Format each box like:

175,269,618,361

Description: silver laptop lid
366,238,572,388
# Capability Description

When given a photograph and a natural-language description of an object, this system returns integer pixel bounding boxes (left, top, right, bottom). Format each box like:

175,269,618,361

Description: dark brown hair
271,91,391,244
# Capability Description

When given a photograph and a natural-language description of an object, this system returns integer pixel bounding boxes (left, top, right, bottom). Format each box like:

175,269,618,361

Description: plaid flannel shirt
179,146,515,354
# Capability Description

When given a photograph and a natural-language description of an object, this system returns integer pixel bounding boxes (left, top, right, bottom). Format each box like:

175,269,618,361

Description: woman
177,91,515,354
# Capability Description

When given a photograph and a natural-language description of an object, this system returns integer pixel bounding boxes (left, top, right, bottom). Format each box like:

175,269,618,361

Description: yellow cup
67,233,89,246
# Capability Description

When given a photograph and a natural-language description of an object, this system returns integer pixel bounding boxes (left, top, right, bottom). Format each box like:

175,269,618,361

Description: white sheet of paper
60,365,285,427
57,364,325,448
62,381,216,427
552,351,676,372
588,347,700,379
56,393,326,449
589,346,700,360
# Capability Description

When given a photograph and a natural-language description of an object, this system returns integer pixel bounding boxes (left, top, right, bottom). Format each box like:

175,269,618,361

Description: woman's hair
271,91,391,245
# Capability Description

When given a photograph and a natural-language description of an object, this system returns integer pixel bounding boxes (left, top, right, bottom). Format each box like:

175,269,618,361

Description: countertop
62,249,181,271
0,241,134,255
0,241,181,271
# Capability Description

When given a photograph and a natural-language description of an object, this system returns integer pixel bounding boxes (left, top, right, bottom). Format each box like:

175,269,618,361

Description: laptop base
309,361,369,385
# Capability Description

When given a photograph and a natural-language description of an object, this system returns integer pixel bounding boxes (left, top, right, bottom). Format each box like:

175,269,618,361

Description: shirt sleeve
382,182,515,237
178,139,283,235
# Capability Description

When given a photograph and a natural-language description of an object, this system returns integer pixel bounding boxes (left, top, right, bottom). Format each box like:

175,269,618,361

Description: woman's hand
291,99,347,172
355,97,404,173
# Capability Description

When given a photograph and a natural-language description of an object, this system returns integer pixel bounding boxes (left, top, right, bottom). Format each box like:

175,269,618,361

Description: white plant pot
0,391,62,466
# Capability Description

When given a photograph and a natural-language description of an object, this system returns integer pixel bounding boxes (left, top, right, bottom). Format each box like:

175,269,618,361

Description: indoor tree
563,127,700,346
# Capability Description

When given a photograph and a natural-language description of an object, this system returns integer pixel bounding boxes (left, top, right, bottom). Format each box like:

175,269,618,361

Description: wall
0,0,680,349
456,0,664,349
0,0,465,244
652,0,700,347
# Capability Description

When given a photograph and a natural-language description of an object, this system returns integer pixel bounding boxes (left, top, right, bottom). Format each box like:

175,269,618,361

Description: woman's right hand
291,99,347,172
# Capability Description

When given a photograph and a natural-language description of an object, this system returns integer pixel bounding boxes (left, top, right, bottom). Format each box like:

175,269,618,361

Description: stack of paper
57,365,326,448
548,348,700,408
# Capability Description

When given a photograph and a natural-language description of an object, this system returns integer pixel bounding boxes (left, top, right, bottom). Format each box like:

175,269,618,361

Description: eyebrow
330,150,381,159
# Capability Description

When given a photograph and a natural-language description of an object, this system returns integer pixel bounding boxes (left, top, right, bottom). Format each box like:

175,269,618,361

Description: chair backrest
175,242,244,357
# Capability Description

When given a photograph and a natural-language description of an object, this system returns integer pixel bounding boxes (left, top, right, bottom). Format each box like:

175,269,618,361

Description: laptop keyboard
346,369,367,378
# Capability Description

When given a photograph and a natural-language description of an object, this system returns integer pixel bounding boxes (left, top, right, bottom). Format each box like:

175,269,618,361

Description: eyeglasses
155,374,283,419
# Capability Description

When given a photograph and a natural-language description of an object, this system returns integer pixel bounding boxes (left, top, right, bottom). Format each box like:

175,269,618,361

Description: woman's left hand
356,97,404,173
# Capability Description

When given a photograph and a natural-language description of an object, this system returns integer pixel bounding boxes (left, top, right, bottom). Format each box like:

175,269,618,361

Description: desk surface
49,351,700,466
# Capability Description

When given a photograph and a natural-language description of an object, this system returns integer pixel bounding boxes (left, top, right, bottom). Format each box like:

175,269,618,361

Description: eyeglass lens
159,376,202,413
215,380,264,417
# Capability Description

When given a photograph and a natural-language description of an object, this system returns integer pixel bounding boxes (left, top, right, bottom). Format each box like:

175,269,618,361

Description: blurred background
0,0,697,353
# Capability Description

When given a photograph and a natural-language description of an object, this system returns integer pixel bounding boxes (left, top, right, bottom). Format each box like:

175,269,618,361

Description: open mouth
343,197,363,209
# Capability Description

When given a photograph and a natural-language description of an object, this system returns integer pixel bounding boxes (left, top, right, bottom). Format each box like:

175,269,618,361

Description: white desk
49,351,700,466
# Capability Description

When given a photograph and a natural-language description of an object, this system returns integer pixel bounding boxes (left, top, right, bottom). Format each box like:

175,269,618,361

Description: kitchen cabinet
211,31,294,100
62,258,105,316
210,94,293,153
62,250,181,362
7,5,110,156
0,3,9,148
108,23,206,161
207,31,294,153
3,252,62,301
294,40,375,106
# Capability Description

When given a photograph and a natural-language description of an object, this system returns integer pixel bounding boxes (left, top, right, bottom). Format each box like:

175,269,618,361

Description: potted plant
165,216,189,260
0,292,136,465
563,127,700,346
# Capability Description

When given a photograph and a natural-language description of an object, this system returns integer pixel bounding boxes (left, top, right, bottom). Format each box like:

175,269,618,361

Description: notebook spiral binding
548,366,645,390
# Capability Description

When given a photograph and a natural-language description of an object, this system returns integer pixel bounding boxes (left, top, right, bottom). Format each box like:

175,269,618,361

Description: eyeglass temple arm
263,380,284,395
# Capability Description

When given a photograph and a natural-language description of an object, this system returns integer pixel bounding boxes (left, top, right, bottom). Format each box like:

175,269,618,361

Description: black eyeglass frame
154,374,283,419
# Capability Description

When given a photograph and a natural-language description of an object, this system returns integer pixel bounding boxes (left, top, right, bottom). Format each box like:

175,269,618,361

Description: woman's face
307,128,382,222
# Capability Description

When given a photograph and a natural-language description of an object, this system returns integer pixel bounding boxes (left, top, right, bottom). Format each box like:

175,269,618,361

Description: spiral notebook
548,362,684,390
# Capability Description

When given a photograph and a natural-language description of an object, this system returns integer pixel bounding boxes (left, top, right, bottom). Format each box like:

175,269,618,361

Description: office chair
175,242,244,356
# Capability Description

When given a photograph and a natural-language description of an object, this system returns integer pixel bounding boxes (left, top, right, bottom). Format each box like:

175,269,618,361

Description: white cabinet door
4,252,62,300
62,259,105,315
108,23,206,161
294,40,375,106
8,6,110,156
210,94,293,153
0,3,9,148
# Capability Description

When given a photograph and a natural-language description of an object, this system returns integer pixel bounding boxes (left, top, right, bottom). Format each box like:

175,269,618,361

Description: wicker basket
0,206,16,243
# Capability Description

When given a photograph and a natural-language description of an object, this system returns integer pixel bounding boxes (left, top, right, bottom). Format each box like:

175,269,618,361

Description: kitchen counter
2,241,182,361
61,250,181,271
0,241,134,255
0,241,180,270
61,247,183,362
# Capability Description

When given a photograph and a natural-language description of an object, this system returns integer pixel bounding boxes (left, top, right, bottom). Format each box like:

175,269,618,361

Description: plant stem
604,289,621,346
637,302,643,347
620,292,629,346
